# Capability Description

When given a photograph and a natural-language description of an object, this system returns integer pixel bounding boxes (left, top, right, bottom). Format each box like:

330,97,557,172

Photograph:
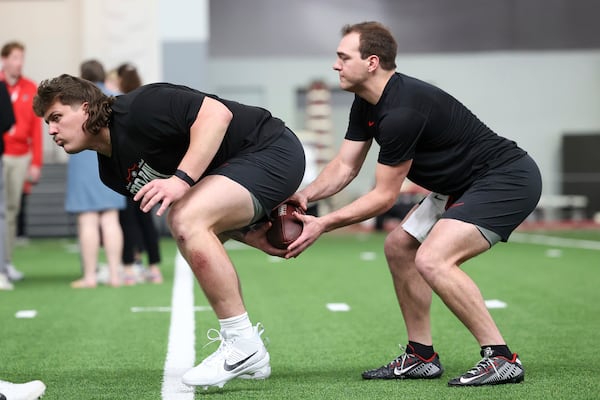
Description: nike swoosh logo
459,374,486,384
223,351,258,371
368,121,375,127
433,195,445,201
393,364,418,376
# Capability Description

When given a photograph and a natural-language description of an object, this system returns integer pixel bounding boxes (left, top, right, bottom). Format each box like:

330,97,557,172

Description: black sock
481,345,512,359
407,341,435,360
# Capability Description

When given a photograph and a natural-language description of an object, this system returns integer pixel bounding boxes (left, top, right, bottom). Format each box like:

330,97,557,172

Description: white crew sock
219,312,253,338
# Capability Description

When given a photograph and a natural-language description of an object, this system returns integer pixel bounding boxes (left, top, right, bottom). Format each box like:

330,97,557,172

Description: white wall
80,0,161,84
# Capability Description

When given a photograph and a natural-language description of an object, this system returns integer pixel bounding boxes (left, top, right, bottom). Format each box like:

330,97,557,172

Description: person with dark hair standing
64,59,125,288
115,63,163,285
116,63,141,94
286,22,541,387
33,74,305,389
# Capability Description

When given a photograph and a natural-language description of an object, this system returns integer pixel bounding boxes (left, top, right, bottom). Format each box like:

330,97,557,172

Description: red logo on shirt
368,121,375,127
126,163,139,183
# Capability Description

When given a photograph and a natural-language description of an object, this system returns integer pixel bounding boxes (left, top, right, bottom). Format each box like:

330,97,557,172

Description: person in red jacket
0,41,43,281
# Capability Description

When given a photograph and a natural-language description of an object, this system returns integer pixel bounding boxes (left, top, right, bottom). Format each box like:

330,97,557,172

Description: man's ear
367,55,379,72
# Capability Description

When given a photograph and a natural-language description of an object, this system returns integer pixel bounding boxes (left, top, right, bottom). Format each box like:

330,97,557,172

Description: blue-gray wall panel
162,41,208,89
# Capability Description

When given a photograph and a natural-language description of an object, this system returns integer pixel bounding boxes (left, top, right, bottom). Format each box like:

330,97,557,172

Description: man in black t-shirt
33,75,305,389
287,22,541,387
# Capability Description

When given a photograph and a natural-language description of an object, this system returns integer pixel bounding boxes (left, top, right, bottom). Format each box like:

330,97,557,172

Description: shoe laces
255,322,269,347
201,323,268,365
200,328,231,365
389,345,414,368
466,347,499,377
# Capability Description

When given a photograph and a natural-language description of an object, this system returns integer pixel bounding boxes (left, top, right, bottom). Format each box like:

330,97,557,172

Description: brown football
266,203,304,249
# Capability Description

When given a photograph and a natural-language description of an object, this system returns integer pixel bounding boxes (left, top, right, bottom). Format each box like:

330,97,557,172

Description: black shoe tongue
480,347,494,358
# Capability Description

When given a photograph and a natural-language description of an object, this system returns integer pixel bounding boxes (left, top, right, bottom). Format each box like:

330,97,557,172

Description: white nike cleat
0,379,46,400
182,323,271,389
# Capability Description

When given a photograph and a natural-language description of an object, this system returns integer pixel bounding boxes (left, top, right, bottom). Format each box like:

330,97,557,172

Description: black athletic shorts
441,154,542,242
208,127,305,218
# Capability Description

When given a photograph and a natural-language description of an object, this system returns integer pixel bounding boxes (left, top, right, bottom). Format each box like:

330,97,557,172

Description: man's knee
384,228,417,265
414,247,436,276
167,202,200,241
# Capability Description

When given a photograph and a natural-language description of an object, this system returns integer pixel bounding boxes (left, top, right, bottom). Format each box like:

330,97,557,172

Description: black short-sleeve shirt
98,83,286,196
345,73,526,196
0,81,16,154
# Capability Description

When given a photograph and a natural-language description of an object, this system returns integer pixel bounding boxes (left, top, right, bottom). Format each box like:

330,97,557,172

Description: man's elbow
380,192,400,213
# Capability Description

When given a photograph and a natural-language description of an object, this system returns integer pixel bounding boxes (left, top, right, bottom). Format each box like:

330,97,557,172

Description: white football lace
201,323,268,364
467,354,499,377
389,345,412,367
201,328,230,365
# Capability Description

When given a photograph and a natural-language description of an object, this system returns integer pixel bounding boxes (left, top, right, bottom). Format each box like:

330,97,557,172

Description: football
266,203,304,249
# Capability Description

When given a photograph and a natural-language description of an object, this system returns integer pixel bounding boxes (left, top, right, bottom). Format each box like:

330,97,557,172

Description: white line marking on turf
360,251,377,261
15,310,37,318
484,299,507,309
327,303,351,312
161,251,196,399
511,232,600,251
131,306,212,313
545,249,563,258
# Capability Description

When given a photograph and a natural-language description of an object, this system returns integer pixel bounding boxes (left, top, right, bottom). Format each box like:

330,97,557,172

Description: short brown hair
1,41,25,58
33,74,114,135
341,22,397,70
80,59,106,82
116,63,142,94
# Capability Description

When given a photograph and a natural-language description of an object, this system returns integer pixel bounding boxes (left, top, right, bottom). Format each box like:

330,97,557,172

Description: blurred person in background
1,91,46,400
0,41,43,282
115,63,163,285
64,60,125,288
103,68,120,94
0,81,15,290
116,63,141,93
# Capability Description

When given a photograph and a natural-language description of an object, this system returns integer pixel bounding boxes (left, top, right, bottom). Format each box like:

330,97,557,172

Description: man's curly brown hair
33,74,114,135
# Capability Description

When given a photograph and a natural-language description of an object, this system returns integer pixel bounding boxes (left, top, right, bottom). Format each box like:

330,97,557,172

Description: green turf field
1,230,599,399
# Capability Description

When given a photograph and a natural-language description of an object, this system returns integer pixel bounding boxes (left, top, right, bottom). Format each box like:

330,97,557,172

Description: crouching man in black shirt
33,75,305,389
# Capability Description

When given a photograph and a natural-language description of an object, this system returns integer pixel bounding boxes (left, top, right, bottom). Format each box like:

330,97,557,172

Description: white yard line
161,251,197,399
511,232,600,251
